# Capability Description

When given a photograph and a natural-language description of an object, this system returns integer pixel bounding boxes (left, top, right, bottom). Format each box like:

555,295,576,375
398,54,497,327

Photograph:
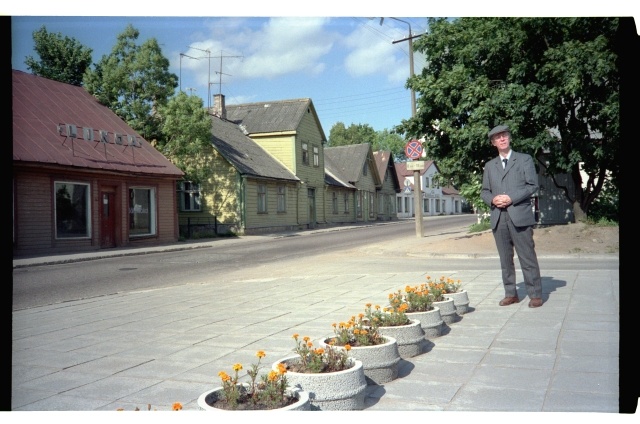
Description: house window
313,146,319,167
425,177,430,188
302,142,309,165
277,185,286,212
397,197,402,213
178,181,201,211
343,192,349,213
356,191,362,218
332,192,338,214
404,197,410,215
363,161,368,176
425,198,430,213
129,187,156,236
55,181,90,239
257,184,267,213
435,199,441,213
369,191,375,218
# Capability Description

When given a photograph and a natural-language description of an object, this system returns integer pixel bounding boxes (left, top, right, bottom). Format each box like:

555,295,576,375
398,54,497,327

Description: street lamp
380,17,416,117
179,53,199,93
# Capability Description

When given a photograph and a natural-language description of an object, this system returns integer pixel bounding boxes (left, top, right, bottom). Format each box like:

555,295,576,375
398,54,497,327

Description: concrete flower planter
197,383,311,411
406,307,443,338
443,289,470,315
272,356,366,411
377,319,425,358
432,298,459,324
322,336,400,385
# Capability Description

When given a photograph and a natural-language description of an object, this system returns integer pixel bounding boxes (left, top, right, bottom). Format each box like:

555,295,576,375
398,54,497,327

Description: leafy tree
84,24,178,144
328,122,376,147
398,17,626,220
328,123,407,160
157,92,212,183
24,25,93,86
373,129,407,161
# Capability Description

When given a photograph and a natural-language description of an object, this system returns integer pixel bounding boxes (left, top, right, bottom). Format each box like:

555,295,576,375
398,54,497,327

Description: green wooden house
323,143,382,223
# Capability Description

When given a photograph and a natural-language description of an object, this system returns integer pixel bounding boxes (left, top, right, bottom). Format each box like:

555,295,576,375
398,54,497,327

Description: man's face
491,131,510,150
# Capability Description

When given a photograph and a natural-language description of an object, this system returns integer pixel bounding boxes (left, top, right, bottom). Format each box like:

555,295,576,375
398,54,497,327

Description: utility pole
381,17,424,237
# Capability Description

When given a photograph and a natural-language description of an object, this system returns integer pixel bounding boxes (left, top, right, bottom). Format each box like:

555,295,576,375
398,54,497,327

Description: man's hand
492,194,512,208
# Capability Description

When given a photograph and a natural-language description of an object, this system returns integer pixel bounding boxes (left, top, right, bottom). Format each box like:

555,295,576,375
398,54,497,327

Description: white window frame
313,145,319,167
178,181,201,212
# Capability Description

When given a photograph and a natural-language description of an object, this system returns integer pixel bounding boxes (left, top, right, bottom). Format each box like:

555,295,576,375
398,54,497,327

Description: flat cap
488,124,510,141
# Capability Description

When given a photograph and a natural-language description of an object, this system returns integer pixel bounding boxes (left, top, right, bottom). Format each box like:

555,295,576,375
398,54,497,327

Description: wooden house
323,144,382,223
12,70,184,256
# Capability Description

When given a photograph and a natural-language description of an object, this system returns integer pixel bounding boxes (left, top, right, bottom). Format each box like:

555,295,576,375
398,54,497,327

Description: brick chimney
213,94,226,119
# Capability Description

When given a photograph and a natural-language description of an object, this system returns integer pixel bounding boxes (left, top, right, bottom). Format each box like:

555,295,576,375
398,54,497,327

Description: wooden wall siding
324,187,356,224
13,167,179,256
377,168,398,220
243,180,299,230
251,134,297,171
177,148,242,226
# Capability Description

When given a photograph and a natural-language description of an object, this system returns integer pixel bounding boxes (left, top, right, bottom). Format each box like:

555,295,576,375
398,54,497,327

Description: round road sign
404,140,423,159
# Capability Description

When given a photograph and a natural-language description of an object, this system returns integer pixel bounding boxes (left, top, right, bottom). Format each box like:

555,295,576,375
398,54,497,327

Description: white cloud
342,22,407,84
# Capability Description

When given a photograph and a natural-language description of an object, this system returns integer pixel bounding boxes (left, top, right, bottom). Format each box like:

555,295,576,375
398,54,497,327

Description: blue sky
9,3,638,136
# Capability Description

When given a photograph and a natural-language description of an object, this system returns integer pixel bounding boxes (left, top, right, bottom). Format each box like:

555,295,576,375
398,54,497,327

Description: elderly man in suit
481,124,543,308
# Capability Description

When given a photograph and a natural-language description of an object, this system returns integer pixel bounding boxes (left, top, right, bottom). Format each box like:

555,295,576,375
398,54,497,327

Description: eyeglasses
492,133,509,141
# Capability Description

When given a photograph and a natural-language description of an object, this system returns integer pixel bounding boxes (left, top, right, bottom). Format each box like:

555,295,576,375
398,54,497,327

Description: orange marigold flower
172,402,182,411
344,344,352,351
268,370,279,381
358,313,365,319
366,303,372,307
256,350,266,359
277,363,287,374
332,323,337,328
232,363,243,371
307,341,313,347
315,348,325,355
303,336,310,342
375,305,381,310
292,333,299,339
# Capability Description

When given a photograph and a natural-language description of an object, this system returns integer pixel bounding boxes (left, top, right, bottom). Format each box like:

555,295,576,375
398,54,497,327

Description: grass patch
469,221,491,233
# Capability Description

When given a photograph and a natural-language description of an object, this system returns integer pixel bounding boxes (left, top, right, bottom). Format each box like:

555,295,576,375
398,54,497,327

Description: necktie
502,158,508,169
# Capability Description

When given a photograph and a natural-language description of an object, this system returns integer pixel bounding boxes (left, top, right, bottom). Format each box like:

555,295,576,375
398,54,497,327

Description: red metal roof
12,70,184,177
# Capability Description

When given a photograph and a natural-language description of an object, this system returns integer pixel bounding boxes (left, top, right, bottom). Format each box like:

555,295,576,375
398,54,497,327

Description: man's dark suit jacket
480,151,539,230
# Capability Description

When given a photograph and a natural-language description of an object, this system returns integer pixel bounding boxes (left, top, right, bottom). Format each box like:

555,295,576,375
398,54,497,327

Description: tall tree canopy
25,25,93,86
398,17,625,219
157,92,212,183
328,122,407,160
83,24,178,144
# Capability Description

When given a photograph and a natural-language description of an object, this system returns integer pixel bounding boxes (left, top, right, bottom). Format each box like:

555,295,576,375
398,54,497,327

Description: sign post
404,140,424,238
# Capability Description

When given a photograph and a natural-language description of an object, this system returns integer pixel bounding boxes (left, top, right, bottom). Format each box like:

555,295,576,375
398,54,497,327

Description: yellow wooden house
177,95,328,236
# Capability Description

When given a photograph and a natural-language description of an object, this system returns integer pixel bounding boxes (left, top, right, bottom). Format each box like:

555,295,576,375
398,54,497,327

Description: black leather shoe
499,296,519,306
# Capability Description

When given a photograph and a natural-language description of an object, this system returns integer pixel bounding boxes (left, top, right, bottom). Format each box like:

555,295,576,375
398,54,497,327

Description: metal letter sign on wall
404,140,423,159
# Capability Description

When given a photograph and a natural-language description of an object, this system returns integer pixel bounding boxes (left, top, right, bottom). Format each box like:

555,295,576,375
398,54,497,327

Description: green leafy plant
285,334,352,374
426,276,447,301
366,301,410,327
389,284,433,312
329,305,387,347
442,277,462,294
216,350,293,410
